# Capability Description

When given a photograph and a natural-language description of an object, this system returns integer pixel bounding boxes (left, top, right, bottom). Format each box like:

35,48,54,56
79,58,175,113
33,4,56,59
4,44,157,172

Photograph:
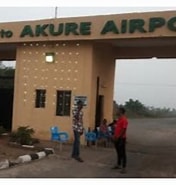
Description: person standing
99,118,109,136
72,100,84,162
112,107,128,173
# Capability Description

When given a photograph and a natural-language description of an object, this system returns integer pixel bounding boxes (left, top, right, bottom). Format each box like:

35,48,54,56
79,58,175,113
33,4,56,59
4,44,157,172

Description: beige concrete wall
89,44,116,127
0,10,176,44
13,41,93,141
13,41,116,142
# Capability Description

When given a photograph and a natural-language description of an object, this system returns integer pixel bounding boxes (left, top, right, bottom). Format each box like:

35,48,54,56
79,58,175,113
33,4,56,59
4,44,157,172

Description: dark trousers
72,130,80,158
114,138,127,168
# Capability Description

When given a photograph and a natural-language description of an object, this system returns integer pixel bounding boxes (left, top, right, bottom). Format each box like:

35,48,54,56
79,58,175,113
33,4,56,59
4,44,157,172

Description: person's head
117,106,126,117
102,118,107,125
77,100,83,110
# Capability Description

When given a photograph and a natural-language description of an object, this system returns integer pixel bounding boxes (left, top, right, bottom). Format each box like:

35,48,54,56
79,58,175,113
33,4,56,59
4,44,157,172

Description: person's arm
118,128,126,138
112,121,118,139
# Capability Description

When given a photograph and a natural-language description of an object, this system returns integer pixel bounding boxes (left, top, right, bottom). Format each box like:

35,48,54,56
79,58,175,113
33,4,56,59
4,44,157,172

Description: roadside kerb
0,148,55,170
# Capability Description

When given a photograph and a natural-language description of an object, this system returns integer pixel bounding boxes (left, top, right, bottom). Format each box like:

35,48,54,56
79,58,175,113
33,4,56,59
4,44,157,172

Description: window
56,91,71,116
35,89,46,108
45,52,55,63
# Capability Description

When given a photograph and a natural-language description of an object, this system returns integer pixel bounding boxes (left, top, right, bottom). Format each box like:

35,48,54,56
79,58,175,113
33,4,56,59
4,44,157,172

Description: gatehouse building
0,10,176,142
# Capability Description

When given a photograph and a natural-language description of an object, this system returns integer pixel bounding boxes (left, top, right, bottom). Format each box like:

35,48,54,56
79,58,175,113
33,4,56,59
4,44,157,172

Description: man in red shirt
112,107,128,173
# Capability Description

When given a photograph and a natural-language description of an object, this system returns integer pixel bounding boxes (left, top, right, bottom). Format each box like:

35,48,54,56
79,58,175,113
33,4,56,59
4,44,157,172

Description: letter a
101,20,119,34
20,25,34,37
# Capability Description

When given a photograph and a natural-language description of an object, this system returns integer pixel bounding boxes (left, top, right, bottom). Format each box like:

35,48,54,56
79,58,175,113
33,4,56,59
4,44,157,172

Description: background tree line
113,99,176,118
0,64,15,89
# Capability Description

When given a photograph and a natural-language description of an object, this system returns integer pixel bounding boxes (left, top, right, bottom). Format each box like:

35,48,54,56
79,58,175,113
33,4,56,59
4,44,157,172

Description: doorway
95,77,104,128
95,95,104,128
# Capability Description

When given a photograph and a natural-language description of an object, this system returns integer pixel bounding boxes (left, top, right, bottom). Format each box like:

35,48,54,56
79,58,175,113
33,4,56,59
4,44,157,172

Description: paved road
0,118,175,178
0,146,143,178
128,117,176,147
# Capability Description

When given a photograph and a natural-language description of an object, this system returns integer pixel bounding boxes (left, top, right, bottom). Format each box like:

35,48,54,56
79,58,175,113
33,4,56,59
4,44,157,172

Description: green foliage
0,126,6,135
116,99,176,118
9,126,35,145
113,101,118,120
124,99,149,117
0,67,15,89
0,67,15,76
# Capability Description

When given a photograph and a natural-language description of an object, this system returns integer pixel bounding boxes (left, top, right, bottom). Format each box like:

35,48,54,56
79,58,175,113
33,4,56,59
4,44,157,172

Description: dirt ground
0,136,42,161
0,117,176,156
0,117,175,178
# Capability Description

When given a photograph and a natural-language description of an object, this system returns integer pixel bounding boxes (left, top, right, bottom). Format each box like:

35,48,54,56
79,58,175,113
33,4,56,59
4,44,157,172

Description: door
95,95,104,128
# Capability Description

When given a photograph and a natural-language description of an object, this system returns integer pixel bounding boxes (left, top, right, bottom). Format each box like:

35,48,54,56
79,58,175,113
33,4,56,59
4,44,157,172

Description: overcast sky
0,3,176,109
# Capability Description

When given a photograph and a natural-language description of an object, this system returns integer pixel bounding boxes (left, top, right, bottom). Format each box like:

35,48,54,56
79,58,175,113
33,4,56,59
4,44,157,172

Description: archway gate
0,10,175,141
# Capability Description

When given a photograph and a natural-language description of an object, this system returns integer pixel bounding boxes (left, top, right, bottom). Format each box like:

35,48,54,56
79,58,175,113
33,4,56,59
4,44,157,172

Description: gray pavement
0,118,176,178
0,146,142,178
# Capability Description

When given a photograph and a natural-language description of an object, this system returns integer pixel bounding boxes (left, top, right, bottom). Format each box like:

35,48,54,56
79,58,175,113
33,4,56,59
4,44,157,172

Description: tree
118,98,176,118
124,99,147,116
113,100,118,120
0,67,15,89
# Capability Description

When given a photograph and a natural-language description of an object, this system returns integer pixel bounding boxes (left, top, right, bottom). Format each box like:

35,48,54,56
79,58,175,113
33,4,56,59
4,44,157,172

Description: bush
0,126,6,136
9,126,35,145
